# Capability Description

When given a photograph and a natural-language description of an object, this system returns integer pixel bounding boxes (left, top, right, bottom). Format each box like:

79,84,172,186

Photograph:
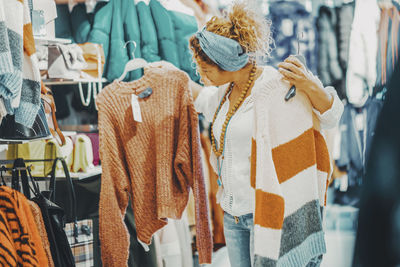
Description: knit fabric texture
249,66,340,267
0,0,41,127
96,67,212,266
0,186,49,267
29,200,55,267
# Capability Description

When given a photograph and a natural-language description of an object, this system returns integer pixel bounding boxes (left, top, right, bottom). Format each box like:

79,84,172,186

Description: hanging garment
336,2,355,72
157,218,193,267
335,97,383,206
376,6,400,89
136,0,162,63
169,10,200,82
87,0,142,81
268,0,318,74
316,6,344,98
150,0,181,68
29,201,55,267
335,1,356,99
0,186,49,267
85,133,100,166
0,0,41,128
346,0,380,106
96,66,212,266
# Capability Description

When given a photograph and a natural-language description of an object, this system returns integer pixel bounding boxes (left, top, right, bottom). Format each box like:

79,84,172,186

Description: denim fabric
224,212,254,267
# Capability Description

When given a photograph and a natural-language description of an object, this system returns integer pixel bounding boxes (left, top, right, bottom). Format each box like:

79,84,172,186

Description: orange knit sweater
96,67,212,266
0,186,48,267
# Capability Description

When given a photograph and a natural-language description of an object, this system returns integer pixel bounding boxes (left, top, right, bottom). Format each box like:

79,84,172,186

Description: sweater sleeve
175,77,212,264
98,96,131,267
312,86,344,129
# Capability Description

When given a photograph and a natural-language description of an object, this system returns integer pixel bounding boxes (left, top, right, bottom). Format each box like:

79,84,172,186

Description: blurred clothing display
346,0,380,106
374,4,400,98
268,0,317,73
54,0,200,82
316,6,343,97
335,98,383,206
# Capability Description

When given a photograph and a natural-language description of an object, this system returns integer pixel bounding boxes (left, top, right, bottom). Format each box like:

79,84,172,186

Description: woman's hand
278,55,334,114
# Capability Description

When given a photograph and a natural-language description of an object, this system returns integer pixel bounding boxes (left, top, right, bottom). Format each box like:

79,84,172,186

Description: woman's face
195,59,231,86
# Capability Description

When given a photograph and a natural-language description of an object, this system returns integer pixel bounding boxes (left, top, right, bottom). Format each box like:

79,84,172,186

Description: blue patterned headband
195,27,249,72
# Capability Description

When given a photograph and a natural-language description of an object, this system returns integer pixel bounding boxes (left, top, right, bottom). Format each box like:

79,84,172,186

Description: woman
186,3,344,267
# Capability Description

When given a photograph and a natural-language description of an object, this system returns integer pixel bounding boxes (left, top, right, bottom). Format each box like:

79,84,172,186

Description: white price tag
131,94,142,123
355,113,364,131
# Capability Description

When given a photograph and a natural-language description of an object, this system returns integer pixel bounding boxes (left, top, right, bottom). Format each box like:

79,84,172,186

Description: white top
195,66,343,216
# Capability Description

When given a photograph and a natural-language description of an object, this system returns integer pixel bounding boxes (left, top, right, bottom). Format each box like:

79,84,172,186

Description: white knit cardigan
250,66,343,267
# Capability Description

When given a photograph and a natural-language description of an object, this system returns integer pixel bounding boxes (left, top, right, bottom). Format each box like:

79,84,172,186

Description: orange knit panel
23,23,36,57
250,138,257,189
314,130,331,174
254,190,284,229
272,128,316,184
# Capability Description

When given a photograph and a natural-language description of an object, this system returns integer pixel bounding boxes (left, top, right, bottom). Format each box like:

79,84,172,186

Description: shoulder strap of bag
12,158,31,199
50,158,78,238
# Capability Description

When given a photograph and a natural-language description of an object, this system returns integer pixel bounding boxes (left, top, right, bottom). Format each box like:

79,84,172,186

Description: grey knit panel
254,255,277,267
0,22,9,53
14,79,41,127
280,200,323,257
8,28,23,70
20,79,41,106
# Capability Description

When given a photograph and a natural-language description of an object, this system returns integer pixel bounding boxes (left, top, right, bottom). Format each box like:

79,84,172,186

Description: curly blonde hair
190,1,273,70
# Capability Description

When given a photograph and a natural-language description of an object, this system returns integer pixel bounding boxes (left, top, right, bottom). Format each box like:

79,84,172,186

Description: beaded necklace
210,65,257,185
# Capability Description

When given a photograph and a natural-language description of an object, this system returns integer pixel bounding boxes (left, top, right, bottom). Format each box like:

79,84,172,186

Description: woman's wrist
306,83,333,114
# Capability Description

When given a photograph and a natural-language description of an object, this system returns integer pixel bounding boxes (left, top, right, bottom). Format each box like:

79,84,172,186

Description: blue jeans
224,212,254,267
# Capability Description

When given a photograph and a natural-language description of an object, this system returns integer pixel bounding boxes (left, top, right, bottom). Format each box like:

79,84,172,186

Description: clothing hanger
117,41,148,82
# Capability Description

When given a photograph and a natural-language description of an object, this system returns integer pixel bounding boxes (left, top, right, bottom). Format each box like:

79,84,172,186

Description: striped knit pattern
0,0,41,127
96,67,212,266
0,186,49,267
250,66,332,267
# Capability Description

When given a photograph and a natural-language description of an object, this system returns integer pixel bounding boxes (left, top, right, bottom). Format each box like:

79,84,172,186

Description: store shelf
43,78,107,86
70,166,102,180
34,37,72,45
0,135,52,144
60,125,98,133
1,166,102,182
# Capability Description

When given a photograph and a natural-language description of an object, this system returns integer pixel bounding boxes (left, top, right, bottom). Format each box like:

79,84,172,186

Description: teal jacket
169,11,200,82
136,2,161,63
87,0,142,81
149,0,199,81
149,0,180,68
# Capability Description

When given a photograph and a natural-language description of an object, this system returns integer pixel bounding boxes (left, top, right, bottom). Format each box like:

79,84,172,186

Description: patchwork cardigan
250,67,343,266
0,0,41,127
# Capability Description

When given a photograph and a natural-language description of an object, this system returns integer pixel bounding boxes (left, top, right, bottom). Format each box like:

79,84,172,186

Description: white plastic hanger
117,41,148,82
